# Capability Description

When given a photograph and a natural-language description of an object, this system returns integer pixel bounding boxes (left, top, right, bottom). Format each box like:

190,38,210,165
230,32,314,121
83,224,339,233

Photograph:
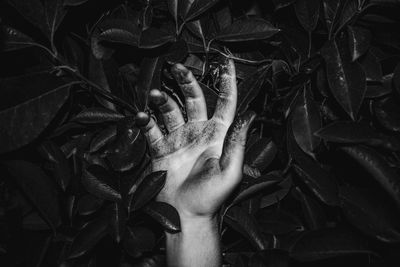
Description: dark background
1,0,400,266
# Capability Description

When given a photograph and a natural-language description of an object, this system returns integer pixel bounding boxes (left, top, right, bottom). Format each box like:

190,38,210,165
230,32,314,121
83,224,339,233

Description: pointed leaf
257,209,304,234
322,0,340,34
339,186,400,243
341,145,400,208
139,26,175,49
293,187,327,230
360,51,382,82
372,97,400,132
185,0,221,21
291,228,374,261
77,195,104,216
167,0,178,22
68,216,109,259
82,165,121,202
245,138,278,172
214,18,280,42
1,26,36,51
90,125,117,153
291,86,321,156
144,201,181,233
348,26,372,62
4,160,61,230
72,107,124,124
295,0,320,32
109,202,127,243
131,171,167,211
0,72,77,154
260,177,292,208
320,36,366,120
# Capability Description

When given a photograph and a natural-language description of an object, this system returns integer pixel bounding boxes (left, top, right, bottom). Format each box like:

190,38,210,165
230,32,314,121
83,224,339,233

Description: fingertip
135,112,150,126
149,89,167,105
171,63,191,84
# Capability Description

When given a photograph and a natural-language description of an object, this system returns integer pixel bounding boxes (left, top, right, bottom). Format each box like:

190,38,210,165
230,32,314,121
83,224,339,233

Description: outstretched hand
135,59,255,221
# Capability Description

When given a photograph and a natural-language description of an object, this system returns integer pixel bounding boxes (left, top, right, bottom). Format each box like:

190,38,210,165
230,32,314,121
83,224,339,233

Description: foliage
1,0,400,266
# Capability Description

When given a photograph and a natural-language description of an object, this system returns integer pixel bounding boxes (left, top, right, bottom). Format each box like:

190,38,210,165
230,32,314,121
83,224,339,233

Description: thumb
219,111,256,183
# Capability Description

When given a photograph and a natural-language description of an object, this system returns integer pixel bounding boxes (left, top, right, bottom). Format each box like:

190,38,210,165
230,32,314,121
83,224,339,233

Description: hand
136,59,255,220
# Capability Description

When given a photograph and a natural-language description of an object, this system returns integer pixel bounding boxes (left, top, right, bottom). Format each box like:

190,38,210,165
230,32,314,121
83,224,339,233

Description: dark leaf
256,209,304,234
360,51,382,82
288,125,339,206
237,66,269,114
165,40,188,64
0,72,77,154
1,25,36,51
260,176,292,208
339,186,400,243
68,216,109,259
225,206,269,250
322,0,340,34
250,249,289,267
72,107,124,124
293,187,327,230
245,138,278,172
295,0,320,32
372,97,400,132
64,0,89,6
291,228,374,261
123,226,156,257
38,141,72,191
341,145,400,208
273,0,295,10
135,57,164,111
336,0,359,33
167,0,178,23
89,125,117,153
291,86,321,156
214,18,280,42
366,73,393,98
4,160,61,230
231,173,282,205
394,63,400,94
82,164,121,202
109,202,127,243
316,121,400,150
139,26,176,49
98,19,141,46
131,171,167,211
320,36,366,120
186,20,207,47
23,212,50,230
348,26,372,62
144,201,181,233
77,194,104,216
184,0,221,21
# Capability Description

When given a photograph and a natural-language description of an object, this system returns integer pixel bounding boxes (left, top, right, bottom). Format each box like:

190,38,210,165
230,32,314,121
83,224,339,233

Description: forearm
165,216,221,267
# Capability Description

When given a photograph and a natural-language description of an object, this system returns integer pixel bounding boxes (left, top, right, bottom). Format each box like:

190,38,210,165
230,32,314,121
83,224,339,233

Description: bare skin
136,59,255,267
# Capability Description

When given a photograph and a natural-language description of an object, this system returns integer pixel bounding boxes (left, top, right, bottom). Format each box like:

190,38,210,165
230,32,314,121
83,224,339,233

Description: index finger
212,58,237,126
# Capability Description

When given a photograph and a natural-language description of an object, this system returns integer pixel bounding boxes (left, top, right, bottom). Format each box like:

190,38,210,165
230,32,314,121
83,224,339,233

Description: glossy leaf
68,216,109,259
167,0,178,23
320,36,366,120
5,160,61,230
89,125,117,153
293,187,327,230
273,0,295,10
340,186,400,243
131,171,167,211
260,176,292,208
214,18,280,42
184,0,221,21
295,0,320,32
245,138,278,172
1,26,36,51
322,0,340,34
225,206,269,250
144,202,181,233
341,145,400,208
0,72,76,154
77,195,104,216
291,86,321,156
82,164,121,202
372,97,400,132
291,228,374,261
348,26,372,62
72,107,124,124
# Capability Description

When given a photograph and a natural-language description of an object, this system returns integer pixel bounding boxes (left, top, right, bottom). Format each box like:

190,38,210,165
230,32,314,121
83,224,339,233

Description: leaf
82,164,121,202
322,0,340,35
316,121,400,150
186,20,207,47
4,160,61,230
64,0,89,6
348,26,372,62
38,141,72,191
256,209,304,234
237,66,269,114
214,18,280,42
123,227,155,257
288,125,339,206
273,0,295,10
0,72,76,154
320,36,366,120
339,186,400,243
144,201,181,233
165,40,189,64
250,249,289,267
1,25,36,51
225,206,269,250
341,145,400,208
139,26,176,49
105,118,146,172
231,173,282,205
295,0,320,32
336,0,359,33
68,216,109,259
372,97,400,132
184,0,221,21
293,187,327,230
366,73,393,98
72,107,124,124
98,19,141,46
89,125,117,153
291,86,321,156
167,0,178,23
245,138,278,172
135,57,164,111
131,171,167,211
290,228,374,261
109,202,127,243
260,177,292,208
360,51,383,82
77,194,104,216
394,63,400,94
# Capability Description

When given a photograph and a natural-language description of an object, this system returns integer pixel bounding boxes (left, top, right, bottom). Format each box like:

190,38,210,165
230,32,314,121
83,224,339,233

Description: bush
1,0,400,266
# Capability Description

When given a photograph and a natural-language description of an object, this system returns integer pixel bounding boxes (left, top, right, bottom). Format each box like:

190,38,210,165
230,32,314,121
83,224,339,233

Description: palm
136,60,255,219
